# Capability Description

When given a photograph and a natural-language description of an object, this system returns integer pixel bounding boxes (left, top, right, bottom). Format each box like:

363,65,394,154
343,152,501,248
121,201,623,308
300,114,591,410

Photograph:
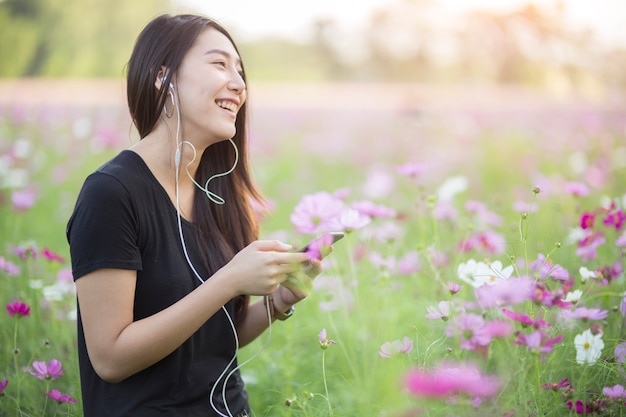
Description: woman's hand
220,240,308,296
277,258,324,305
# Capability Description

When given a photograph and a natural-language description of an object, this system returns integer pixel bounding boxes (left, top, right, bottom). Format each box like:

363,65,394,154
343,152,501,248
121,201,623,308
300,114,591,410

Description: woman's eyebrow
205,49,242,66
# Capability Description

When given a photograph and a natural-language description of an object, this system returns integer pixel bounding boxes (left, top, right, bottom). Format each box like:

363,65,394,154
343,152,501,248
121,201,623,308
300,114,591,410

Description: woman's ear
155,65,170,90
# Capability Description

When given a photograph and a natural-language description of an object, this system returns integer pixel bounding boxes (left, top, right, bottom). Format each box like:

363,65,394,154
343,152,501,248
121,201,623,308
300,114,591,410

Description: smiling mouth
216,100,237,113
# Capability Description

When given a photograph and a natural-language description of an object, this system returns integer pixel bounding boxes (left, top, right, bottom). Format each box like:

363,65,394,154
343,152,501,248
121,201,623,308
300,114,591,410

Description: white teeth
216,100,236,112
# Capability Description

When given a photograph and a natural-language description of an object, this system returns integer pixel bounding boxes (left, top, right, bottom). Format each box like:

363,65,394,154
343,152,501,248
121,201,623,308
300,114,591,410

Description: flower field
1,80,625,416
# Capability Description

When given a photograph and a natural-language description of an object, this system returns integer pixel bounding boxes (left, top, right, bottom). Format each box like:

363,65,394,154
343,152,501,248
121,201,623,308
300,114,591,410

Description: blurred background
1,0,625,107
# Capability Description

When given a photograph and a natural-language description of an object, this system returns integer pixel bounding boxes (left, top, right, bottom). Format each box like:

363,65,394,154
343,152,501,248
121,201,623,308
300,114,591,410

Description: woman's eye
214,61,226,67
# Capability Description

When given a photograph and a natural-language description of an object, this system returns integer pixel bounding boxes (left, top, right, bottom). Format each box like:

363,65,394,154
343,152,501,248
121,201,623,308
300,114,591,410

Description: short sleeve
66,172,143,280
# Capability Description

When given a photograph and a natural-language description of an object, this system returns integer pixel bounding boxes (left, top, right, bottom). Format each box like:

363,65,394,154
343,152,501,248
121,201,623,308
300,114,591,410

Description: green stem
322,350,333,416
13,319,21,409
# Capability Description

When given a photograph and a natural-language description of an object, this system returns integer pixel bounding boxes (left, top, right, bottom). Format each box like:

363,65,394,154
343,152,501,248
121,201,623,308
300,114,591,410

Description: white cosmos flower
574,329,604,365
563,289,583,303
579,266,598,282
457,259,514,288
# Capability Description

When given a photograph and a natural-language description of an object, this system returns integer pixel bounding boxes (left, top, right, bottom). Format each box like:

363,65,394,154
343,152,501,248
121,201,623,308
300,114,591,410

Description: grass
1,91,625,416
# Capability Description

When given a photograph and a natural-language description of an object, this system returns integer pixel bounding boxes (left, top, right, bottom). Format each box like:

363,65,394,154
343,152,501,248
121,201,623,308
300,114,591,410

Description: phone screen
297,232,345,252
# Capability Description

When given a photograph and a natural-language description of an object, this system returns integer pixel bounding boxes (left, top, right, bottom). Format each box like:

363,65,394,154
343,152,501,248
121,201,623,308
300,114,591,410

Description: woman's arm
76,240,307,383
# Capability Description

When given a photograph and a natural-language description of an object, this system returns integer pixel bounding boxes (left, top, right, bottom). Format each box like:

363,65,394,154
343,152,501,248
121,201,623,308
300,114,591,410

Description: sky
180,0,626,48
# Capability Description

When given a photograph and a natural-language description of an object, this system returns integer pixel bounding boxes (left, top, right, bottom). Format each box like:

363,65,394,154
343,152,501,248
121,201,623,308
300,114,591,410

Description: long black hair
126,14,263,323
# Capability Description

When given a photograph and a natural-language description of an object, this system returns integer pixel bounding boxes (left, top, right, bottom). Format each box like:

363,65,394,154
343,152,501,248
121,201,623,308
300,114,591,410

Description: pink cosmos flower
28,359,64,380
290,192,344,234
327,207,371,232
512,200,538,213
616,230,626,247
561,307,609,321
379,336,413,358
404,361,501,399
434,200,459,221
564,181,590,197
0,378,8,395
446,314,511,350
397,251,420,275
318,328,336,350
502,308,551,329
396,162,427,178
41,248,65,263
350,200,396,218
45,389,77,404
613,342,626,363
11,187,36,211
6,300,31,317
426,301,452,321
575,231,605,261
603,384,626,399
12,242,38,260
475,276,535,308
458,230,506,255
530,254,569,280
0,257,20,276
448,282,461,295
512,330,562,362
465,200,503,226
620,292,626,317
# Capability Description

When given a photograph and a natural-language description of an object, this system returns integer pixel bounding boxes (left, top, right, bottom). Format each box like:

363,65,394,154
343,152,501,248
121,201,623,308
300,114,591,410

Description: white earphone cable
169,84,272,417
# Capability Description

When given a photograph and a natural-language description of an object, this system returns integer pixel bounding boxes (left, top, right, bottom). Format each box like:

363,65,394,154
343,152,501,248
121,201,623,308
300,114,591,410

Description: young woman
67,13,321,417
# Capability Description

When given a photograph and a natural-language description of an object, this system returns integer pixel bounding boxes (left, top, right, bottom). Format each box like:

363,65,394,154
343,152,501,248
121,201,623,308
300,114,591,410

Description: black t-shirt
66,150,251,417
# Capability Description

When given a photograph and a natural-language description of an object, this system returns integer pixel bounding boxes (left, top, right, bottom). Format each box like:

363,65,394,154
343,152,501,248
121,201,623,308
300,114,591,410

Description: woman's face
173,28,246,146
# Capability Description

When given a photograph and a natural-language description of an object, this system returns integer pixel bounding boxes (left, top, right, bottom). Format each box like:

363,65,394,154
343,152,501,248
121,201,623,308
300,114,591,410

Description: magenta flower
541,378,571,391
41,248,65,263
602,207,626,230
580,212,595,230
567,399,604,414
502,308,551,329
379,336,413,358
28,359,64,380
45,389,77,404
290,192,344,234
404,361,501,399
6,300,31,317
603,384,626,399
561,307,609,321
0,378,8,395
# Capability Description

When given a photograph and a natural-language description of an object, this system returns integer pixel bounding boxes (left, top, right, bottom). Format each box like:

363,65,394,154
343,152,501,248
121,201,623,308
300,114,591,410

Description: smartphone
297,231,345,253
